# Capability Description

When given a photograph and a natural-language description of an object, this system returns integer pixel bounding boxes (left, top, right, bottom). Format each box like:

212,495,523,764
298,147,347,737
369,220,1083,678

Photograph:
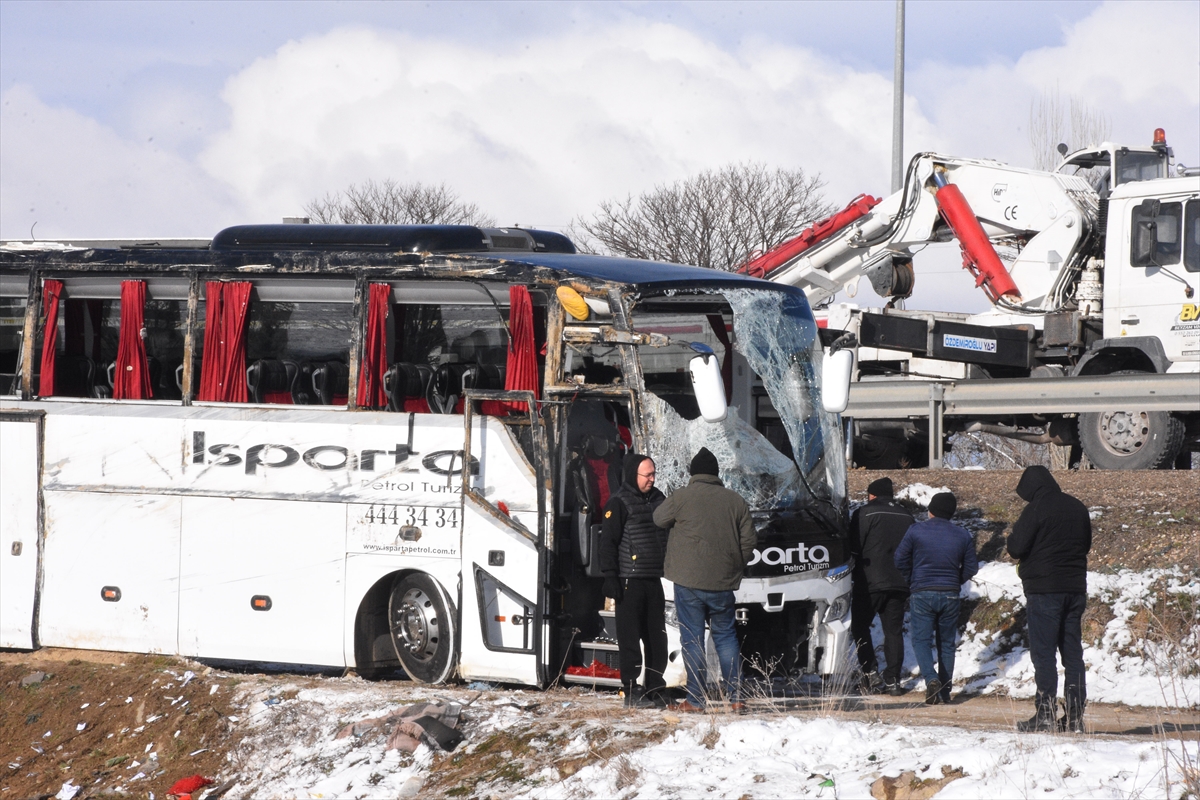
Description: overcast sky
1,0,1197,312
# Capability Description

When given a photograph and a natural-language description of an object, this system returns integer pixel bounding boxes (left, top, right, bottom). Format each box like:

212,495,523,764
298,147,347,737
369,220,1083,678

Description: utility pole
891,0,905,193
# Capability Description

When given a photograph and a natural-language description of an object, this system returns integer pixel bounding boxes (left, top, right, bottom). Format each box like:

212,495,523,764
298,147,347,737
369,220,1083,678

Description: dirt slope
848,469,1200,572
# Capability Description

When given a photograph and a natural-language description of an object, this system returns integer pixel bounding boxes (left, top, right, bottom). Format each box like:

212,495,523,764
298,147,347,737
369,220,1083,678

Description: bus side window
200,279,356,406
384,289,544,417
0,289,26,395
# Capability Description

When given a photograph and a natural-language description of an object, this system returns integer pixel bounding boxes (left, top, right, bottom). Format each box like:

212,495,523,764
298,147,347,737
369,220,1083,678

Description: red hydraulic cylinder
932,172,1021,301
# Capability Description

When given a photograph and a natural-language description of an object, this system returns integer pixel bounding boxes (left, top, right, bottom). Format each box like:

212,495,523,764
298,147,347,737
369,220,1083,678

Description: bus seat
247,359,299,404
570,434,624,576
55,354,97,397
311,360,349,405
384,362,432,413
429,363,468,414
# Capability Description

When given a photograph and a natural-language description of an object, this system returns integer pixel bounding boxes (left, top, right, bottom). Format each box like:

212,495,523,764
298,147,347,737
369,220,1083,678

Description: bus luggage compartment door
0,414,41,649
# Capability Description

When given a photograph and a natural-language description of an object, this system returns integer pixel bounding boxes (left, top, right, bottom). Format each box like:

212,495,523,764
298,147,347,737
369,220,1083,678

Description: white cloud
198,23,919,228
0,85,243,239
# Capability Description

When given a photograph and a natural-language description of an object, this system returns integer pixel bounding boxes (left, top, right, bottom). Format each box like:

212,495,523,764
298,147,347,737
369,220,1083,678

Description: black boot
623,684,654,709
924,679,943,705
1018,692,1058,732
1060,687,1085,733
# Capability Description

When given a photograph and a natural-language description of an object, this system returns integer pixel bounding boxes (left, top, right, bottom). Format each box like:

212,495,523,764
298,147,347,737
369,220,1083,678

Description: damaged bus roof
0,223,804,297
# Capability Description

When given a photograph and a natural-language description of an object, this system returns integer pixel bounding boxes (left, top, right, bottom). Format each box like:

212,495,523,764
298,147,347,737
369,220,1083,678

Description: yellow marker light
557,286,590,321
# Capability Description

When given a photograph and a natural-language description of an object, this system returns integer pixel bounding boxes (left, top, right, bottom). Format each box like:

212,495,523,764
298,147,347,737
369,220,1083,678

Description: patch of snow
895,483,949,507
528,716,1197,800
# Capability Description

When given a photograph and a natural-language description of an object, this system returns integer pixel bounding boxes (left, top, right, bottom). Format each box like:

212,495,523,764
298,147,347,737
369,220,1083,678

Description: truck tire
1078,372,1185,469
388,573,458,683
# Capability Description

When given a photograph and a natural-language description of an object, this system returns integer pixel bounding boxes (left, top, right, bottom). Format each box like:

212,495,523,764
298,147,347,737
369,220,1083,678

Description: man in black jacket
1008,465,1092,732
849,477,915,695
599,454,669,707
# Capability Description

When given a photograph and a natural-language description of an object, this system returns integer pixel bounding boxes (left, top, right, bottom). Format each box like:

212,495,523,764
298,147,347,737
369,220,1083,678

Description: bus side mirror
821,334,856,413
688,344,727,423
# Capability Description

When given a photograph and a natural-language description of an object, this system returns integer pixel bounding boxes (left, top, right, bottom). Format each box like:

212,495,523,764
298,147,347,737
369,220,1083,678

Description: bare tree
304,179,494,226
1029,87,1111,171
572,163,832,271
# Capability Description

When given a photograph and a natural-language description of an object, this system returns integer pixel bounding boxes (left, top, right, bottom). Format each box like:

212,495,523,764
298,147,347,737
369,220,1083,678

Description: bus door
0,411,42,649
457,391,547,685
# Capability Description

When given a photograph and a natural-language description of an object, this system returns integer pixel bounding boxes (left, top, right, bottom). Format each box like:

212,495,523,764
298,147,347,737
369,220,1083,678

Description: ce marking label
1003,205,1019,221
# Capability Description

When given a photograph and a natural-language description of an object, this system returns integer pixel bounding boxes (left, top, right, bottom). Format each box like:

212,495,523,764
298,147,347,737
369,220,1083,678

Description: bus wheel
388,573,458,684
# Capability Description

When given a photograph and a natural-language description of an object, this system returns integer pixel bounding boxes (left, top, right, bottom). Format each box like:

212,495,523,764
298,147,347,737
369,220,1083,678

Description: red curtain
706,314,733,402
500,285,539,414
113,280,153,399
356,283,390,409
198,281,251,402
37,279,64,397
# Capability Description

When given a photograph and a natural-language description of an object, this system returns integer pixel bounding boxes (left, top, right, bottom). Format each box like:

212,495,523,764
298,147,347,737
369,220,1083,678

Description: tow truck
740,130,1200,469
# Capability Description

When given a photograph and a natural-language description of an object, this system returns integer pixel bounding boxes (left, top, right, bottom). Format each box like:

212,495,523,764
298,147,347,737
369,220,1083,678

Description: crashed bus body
0,225,853,689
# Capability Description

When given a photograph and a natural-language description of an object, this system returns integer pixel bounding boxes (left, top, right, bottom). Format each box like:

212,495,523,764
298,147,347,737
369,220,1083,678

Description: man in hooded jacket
849,476,914,695
599,454,669,707
1008,465,1092,732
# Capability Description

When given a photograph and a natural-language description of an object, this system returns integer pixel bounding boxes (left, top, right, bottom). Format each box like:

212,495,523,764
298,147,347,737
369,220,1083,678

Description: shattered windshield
632,287,844,523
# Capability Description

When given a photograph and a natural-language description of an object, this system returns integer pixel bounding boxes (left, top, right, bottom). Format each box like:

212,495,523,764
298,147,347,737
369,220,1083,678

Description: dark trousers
614,577,668,694
1026,592,1087,716
851,587,908,682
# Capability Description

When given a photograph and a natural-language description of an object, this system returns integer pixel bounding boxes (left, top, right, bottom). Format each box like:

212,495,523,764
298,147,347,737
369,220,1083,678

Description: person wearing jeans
653,447,756,712
894,492,978,705
673,585,742,707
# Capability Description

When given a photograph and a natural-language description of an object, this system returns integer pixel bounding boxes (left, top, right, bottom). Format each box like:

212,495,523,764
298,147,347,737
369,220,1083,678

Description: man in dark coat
894,492,978,705
1008,465,1092,733
848,477,914,695
599,453,669,707
653,447,756,712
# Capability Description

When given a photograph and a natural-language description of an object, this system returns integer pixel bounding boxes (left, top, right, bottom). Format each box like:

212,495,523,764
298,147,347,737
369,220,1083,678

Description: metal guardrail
845,371,1199,468
846,372,1200,419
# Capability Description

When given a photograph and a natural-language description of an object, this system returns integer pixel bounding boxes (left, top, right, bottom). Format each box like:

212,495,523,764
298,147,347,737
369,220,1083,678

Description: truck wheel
1078,373,1185,469
388,573,458,683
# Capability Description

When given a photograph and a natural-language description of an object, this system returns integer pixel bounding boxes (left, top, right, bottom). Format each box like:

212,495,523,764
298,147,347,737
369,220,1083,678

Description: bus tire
388,573,458,684
1079,379,1185,470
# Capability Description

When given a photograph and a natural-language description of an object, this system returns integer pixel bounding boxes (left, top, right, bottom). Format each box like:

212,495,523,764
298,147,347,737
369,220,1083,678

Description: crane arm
742,153,1100,313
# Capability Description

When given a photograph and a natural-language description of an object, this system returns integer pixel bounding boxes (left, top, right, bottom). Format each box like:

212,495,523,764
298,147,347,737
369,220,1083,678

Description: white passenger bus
0,224,853,688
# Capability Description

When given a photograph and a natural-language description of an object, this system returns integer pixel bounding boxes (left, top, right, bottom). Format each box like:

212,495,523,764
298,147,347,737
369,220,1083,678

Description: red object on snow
738,194,882,279
566,659,621,680
933,182,1021,301
168,775,214,796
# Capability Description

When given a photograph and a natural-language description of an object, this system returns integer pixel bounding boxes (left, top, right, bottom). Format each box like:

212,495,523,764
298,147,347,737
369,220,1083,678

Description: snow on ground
951,562,1200,708
531,716,1197,799
895,482,950,507
209,558,1198,799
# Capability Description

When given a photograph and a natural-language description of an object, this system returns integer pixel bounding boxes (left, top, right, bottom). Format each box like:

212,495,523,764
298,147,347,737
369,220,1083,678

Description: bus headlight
824,591,851,622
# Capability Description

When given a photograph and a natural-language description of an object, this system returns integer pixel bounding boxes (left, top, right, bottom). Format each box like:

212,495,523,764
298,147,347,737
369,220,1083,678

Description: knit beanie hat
928,492,957,519
689,447,719,477
867,477,894,497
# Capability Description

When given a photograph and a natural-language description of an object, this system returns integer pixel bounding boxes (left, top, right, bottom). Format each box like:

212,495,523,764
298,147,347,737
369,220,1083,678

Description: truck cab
1055,135,1171,194
1100,176,1200,371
